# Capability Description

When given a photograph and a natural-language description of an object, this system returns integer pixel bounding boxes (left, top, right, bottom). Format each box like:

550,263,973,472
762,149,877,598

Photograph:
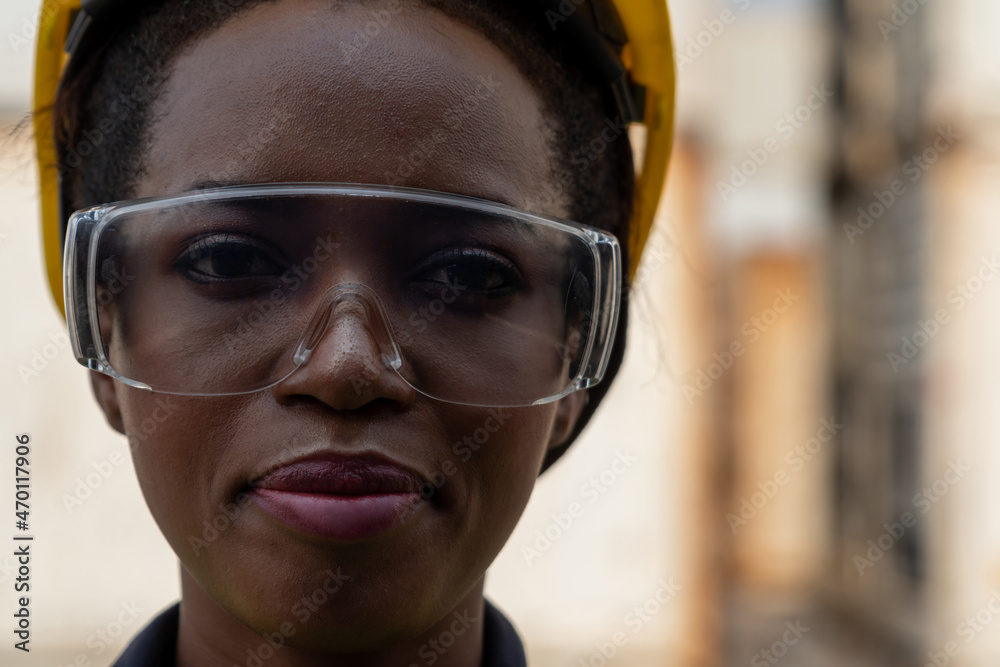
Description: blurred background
1,0,998,664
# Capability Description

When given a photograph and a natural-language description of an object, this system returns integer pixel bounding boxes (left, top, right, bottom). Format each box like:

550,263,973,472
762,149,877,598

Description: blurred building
671,0,1000,665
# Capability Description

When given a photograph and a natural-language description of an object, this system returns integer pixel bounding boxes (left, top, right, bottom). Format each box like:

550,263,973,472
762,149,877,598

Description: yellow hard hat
34,0,675,318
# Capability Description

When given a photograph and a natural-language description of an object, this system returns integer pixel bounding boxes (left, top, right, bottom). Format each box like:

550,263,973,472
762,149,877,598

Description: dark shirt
111,598,527,667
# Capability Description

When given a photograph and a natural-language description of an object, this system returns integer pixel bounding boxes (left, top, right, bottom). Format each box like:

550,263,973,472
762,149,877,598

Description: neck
175,567,486,667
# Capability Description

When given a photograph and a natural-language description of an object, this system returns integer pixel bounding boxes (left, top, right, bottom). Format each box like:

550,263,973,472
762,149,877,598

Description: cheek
446,405,557,555
117,387,252,549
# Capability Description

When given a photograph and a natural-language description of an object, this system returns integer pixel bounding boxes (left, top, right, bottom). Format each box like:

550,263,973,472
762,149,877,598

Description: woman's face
90,0,586,655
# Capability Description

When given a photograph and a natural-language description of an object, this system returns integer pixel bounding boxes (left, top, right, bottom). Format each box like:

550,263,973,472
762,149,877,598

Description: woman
33,0,675,664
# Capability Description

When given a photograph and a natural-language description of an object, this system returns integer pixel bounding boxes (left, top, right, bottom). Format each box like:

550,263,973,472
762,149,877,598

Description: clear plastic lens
66,185,621,407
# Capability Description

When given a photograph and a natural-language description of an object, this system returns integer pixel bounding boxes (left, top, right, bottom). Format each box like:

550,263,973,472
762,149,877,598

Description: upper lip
249,451,426,496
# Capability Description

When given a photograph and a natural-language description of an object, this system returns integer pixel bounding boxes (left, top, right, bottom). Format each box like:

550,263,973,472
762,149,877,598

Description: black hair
52,0,635,471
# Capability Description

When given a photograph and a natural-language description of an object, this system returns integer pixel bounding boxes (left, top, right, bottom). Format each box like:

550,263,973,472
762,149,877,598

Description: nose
273,283,416,411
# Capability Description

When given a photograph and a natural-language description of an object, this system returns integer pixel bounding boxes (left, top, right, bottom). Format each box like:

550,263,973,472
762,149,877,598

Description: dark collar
112,598,527,667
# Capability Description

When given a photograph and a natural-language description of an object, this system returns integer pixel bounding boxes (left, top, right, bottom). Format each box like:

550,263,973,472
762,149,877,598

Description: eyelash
172,236,526,305
412,246,525,298
174,233,285,285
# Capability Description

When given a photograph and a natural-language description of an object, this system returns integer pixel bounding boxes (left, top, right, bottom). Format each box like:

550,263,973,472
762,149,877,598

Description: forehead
138,0,560,213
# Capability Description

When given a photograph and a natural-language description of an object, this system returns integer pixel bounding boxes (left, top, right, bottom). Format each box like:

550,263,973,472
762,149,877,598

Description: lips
247,453,429,541
253,456,425,495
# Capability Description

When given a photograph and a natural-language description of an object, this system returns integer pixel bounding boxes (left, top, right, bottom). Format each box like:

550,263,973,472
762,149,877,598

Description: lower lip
250,488,424,541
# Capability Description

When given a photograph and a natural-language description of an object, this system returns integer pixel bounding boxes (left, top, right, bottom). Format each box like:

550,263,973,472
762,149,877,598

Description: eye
175,233,284,284
414,247,525,298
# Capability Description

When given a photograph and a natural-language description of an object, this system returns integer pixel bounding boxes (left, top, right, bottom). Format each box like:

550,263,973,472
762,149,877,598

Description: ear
547,389,588,451
89,370,126,435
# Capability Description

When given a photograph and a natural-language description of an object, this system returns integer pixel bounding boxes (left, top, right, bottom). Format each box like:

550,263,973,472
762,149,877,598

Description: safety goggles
64,184,621,407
